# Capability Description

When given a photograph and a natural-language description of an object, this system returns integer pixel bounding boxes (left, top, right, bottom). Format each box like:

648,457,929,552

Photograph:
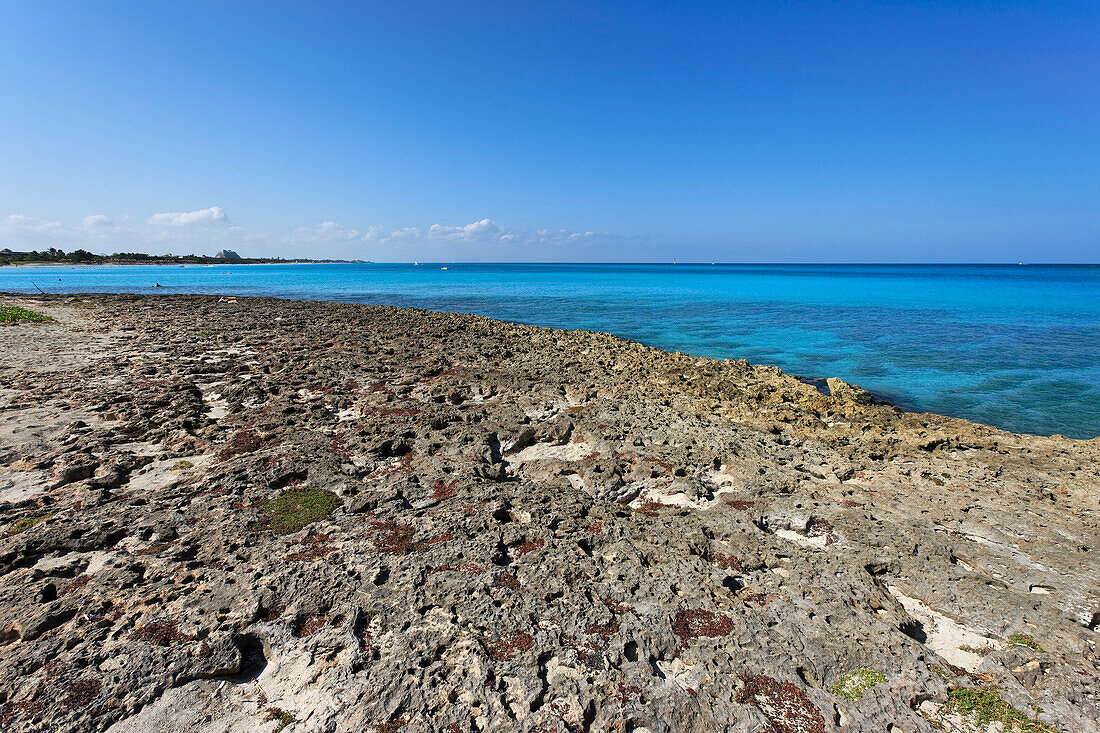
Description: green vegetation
1008,633,1043,652
0,305,51,323
265,707,296,732
7,511,56,535
0,246,349,266
259,488,342,534
945,688,1058,733
832,667,887,701
1,247,99,264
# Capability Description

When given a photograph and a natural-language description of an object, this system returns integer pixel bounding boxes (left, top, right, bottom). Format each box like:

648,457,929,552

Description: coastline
0,260,350,268
0,294,1096,732
3,263,1097,440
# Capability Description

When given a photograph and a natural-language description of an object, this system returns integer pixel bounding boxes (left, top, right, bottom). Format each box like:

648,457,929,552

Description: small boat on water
441,266,449,270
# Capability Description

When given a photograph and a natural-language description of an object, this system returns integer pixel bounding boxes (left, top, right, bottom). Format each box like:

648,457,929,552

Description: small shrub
634,499,665,515
259,488,342,535
293,613,327,638
430,478,459,500
284,532,337,562
806,517,835,545
672,609,733,648
63,678,102,709
737,674,825,733
488,631,534,661
712,554,743,572
259,603,286,622
1,699,46,724
60,575,91,596
7,511,56,535
564,620,619,665
218,429,263,460
944,687,1058,733
615,682,642,706
131,620,190,646
0,305,51,324
514,538,545,556
265,707,296,732
492,572,520,590
1008,633,1043,652
368,520,451,554
328,432,351,460
832,668,886,701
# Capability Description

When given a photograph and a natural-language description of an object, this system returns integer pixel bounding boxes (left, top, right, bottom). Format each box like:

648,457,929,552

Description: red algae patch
737,674,825,733
487,631,534,661
672,609,734,648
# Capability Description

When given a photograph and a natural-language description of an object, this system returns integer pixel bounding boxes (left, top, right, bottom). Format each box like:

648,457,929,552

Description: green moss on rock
260,488,342,535
832,667,886,701
1008,633,1043,652
7,511,56,535
945,687,1058,733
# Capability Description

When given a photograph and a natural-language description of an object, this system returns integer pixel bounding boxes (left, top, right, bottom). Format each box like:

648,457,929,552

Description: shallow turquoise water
3,262,1098,439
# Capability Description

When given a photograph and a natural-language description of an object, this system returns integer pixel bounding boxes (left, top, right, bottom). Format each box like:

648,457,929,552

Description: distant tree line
0,248,354,265
1,247,100,264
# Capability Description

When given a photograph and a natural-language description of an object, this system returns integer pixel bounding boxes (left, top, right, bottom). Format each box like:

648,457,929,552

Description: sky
1,1,1097,262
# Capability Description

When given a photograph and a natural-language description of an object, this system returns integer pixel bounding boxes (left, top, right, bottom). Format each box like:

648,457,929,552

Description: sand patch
888,587,1000,671
511,442,592,463
775,528,828,549
197,382,230,420
124,455,214,495
626,478,732,511
0,468,51,504
0,391,103,502
0,299,118,372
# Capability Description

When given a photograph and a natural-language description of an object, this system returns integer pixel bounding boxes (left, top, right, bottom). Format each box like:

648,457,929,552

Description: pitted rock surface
0,294,1097,733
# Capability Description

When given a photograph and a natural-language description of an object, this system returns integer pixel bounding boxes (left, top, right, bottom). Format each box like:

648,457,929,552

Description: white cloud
147,206,227,226
82,215,114,229
1,210,618,260
428,218,503,241
3,214,65,233
291,220,363,243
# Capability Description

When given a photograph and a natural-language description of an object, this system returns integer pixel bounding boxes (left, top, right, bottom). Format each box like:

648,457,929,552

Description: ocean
3,262,1098,439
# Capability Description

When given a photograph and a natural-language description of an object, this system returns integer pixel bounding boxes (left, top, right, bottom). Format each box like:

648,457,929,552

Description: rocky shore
0,294,1096,733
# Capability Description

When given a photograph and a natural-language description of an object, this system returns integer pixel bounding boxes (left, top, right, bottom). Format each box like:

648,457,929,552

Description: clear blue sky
1,1,1097,261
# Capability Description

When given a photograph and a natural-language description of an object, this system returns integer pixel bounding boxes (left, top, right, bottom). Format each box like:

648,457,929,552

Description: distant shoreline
0,260,353,268
0,247,363,267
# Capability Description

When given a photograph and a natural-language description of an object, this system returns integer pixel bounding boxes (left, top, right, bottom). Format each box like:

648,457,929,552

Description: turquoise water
3,262,1098,439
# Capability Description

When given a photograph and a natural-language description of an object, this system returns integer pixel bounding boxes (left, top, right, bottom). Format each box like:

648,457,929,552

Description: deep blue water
3,262,1098,439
